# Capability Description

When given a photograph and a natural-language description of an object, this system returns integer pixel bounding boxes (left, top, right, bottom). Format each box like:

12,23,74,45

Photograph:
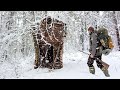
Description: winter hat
88,27,94,32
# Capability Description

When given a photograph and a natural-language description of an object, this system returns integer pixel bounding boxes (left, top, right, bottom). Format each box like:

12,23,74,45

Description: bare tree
112,11,120,51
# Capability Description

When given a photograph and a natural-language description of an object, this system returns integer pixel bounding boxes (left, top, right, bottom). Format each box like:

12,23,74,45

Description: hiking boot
101,67,110,77
34,65,38,69
89,66,95,74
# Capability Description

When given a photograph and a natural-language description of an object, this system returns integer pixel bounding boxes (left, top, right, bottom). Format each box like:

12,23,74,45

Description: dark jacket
89,31,102,57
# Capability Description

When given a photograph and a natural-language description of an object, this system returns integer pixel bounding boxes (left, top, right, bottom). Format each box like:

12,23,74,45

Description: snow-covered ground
17,51,120,79
1,11,120,79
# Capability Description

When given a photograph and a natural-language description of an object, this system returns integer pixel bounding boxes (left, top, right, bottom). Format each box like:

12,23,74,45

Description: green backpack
97,28,114,55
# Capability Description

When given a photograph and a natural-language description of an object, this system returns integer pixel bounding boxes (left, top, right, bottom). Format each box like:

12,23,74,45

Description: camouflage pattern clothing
87,28,110,77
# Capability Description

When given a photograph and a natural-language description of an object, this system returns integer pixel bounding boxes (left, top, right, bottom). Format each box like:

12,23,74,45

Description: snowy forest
0,11,120,79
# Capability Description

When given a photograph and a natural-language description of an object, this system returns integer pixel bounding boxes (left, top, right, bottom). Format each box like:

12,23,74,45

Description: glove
90,54,94,58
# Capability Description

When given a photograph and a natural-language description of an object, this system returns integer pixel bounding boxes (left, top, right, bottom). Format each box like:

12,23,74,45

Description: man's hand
90,54,94,58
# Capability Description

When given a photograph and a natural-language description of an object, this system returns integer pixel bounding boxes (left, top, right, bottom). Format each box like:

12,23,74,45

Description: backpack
97,28,114,55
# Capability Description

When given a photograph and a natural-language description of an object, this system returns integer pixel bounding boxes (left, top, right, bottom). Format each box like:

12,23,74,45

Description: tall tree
112,11,120,51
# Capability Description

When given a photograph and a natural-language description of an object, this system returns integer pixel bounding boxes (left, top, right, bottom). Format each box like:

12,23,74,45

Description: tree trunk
32,32,40,69
113,11,120,51
81,18,84,51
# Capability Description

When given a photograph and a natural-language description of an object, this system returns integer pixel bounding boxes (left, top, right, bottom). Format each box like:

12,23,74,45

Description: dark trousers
87,55,104,69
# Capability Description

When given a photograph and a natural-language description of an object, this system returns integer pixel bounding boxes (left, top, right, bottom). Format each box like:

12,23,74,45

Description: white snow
17,51,120,79
0,11,120,79
99,11,104,16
